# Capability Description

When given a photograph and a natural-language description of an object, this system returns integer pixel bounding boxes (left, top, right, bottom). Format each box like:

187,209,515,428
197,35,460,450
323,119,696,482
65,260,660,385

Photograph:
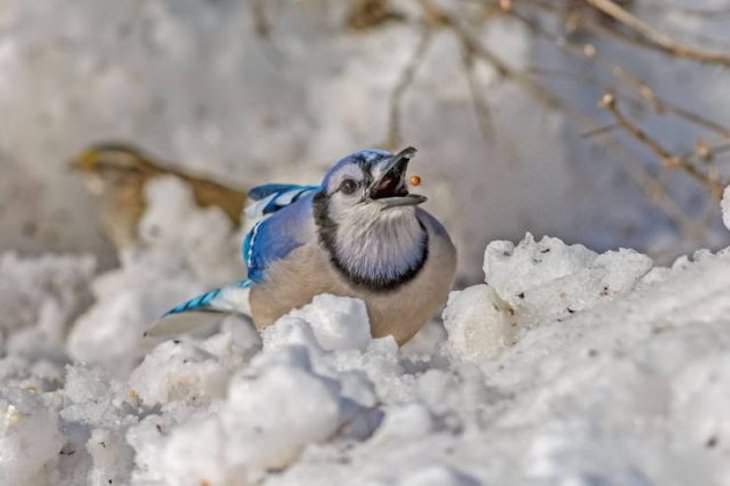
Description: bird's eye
340,179,358,195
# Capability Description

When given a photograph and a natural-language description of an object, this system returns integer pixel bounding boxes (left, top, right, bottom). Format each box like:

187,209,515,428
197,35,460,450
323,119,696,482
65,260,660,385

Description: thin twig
384,27,433,150
462,47,495,143
250,0,271,39
419,0,566,112
491,0,723,244
600,93,725,199
583,0,730,66
625,159,708,244
508,7,730,138
580,122,619,138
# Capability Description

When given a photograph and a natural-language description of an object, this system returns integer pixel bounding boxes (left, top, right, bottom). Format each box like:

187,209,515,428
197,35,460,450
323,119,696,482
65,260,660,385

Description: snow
3,1,730,481
0,388,64,485
6,183,730,484
66,176,242,377
288,294,373,352
442,284,516,361
722,185,730,231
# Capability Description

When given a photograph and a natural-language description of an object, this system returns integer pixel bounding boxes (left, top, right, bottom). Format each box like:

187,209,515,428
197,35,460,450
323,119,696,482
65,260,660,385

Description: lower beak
368,146,427,209
375,194,428,209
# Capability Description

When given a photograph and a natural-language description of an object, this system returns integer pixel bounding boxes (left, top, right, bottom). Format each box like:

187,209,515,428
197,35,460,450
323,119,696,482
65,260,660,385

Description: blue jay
156,147,457,345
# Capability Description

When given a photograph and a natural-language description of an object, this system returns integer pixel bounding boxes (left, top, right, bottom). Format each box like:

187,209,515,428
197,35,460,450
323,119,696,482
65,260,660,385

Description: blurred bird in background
157,146,457,345
69,143,248,249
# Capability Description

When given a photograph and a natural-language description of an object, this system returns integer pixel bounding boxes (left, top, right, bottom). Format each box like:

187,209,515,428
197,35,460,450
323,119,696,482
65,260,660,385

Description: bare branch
250,0,271,39
583,0,730,66
419,0,566,112
600,93,725,199
462,47,495,143
384,28,433,150
509,7,730,138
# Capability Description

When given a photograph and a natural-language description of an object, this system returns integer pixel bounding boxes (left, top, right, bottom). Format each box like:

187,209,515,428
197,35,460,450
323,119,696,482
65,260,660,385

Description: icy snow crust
3,180,730,485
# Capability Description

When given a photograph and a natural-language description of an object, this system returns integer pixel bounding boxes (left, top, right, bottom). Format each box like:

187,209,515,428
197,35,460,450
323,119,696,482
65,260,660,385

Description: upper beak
67,149,95,173
368,146,427,209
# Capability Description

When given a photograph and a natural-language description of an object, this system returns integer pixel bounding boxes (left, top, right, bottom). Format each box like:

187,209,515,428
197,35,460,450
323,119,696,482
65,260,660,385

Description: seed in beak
409,175,422,187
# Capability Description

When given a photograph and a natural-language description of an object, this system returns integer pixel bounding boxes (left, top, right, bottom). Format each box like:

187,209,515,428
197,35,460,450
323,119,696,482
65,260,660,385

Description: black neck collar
313,192,428,292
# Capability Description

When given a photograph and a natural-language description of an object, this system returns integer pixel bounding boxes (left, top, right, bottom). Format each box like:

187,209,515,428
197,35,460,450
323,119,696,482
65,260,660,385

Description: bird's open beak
368,146,427,209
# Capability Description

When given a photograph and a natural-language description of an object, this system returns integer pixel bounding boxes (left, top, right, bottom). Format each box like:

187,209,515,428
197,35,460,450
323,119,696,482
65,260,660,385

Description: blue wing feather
162,183,318,322
249,183,318,201
242,184,319,282
247,183,319,219
242,191,316,283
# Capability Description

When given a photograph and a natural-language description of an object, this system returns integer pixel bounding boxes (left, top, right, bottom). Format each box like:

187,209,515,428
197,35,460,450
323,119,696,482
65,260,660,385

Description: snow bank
4,183,730,484
0,252,95,361
66,176,242,376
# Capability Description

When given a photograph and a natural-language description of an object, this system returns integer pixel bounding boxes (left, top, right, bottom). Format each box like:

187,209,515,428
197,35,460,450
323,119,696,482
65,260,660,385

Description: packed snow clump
4,181,730,484
443,233,653,362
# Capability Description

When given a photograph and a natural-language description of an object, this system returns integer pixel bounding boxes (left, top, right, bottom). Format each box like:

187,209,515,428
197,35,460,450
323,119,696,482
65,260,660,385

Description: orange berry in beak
409,175,422,187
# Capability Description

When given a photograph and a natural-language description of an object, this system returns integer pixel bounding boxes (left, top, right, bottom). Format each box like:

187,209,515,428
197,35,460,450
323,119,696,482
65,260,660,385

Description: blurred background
2,0,730,284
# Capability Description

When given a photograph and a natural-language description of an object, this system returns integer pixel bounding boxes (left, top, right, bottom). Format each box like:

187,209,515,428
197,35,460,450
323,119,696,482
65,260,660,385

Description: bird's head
68,143,158,194
319,146,426,215
314,147,429,289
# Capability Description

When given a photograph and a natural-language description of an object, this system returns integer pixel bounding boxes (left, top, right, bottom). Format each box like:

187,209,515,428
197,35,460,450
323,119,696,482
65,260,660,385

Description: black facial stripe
313,192,429,292
313,191,338,248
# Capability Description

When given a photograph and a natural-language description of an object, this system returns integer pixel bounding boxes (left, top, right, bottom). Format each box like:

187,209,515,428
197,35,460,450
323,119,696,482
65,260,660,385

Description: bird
156,146,457,345
69,143,248,249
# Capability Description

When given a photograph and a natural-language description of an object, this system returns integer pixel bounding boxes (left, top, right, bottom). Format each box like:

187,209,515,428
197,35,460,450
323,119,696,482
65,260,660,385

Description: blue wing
158,183,319,326
246,183,320,220
243,189,317,283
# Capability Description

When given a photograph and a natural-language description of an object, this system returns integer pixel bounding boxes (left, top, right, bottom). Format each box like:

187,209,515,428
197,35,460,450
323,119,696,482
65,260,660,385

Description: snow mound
443,233,653,363
0,388,64,485
0,252,95,360
6,185,730,483
442,284,516,361
483,233,653,325
67,175,243,376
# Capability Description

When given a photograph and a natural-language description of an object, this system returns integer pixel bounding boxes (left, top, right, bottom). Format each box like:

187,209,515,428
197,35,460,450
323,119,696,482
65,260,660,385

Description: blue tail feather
163,279,252,317
164,288,221,316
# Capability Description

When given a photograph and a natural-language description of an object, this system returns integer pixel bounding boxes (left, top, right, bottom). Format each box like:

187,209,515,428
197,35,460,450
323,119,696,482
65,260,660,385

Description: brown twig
462,46,495,143
419,0,566,112
384,27,433,150
508,5,730,138
623,158,709,245
600,93,725,199
583,0,730,66
250,0,271,39
492,0,725,245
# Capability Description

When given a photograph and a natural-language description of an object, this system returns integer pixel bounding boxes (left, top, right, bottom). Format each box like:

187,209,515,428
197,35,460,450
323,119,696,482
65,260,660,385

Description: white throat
332,205,426,284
